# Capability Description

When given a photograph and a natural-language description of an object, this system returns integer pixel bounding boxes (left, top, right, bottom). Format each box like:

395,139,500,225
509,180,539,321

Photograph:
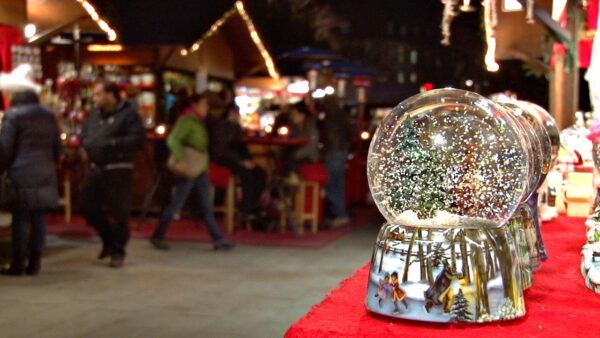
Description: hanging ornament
526,0,535,24
483,0,500,71
440,0,458,46
459,0,476,12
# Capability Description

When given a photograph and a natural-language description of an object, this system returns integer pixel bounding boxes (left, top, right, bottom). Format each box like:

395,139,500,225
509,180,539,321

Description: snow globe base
507,204,541,290
366,223,526,323
581,242,600,294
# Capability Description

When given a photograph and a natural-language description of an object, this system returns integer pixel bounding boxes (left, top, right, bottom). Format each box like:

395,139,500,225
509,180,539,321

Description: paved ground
0,211,382,338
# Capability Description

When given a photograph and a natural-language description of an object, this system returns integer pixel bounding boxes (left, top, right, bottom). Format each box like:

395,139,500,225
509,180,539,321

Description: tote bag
166,146,208,179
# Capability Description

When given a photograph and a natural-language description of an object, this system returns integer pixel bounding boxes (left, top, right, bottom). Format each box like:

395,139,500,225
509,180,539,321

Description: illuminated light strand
483,0,500,72
235,1,279,79
182,1,279,79
440,0,458,46
87,44,123,52
75,0,118,41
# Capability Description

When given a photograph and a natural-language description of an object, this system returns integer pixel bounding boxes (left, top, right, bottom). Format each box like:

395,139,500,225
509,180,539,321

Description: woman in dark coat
0,88,61,275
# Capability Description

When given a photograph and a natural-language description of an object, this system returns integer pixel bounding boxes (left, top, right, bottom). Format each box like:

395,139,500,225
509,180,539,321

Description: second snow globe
366,89,530,323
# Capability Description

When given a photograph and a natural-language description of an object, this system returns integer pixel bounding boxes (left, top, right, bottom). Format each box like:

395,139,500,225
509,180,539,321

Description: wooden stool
294,180,320,234
211,175,235,234
209,163,236,234
58,175,71,224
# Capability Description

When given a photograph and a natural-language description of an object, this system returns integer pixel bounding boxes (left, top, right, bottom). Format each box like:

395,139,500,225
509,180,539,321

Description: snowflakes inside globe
367,89,530,228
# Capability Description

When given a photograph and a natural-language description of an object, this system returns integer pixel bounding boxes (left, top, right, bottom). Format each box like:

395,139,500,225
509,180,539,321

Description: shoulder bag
167,146,208,179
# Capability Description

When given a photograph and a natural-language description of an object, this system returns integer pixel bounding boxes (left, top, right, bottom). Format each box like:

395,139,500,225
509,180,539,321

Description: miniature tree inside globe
368,89,530,228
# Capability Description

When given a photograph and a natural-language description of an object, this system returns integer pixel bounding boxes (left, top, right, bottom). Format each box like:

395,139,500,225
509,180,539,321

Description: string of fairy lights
74,0,117,41
179,1,280,79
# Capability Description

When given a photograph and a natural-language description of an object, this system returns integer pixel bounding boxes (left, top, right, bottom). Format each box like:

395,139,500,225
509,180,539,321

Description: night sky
90,0,549,106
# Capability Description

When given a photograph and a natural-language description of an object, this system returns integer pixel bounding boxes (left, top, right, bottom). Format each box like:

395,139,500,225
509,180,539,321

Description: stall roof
494,0,554,61
28,0,99,34
89,0,236,46
162,1,279,80
87,0,278,79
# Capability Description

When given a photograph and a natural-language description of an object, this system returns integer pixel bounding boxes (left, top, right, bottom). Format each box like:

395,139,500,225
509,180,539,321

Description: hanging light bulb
459,0,476,12
24,23,36,38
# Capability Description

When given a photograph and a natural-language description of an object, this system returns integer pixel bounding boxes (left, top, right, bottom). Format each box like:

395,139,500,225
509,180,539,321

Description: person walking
151,93,234,251
80,79,146,268
0,64,62,275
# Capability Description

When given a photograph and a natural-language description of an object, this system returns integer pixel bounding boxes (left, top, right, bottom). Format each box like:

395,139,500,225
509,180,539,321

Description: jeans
81,168,133,258
11,210,46,266
153,172,226,243
324,151,349,218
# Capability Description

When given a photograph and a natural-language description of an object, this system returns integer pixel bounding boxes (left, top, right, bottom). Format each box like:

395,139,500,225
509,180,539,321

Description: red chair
209,163,236,233
295,163,328,234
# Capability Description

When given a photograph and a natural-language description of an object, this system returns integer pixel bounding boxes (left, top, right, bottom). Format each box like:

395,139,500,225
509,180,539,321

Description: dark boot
98,247,113,259
402,299,408,309
2,254,25,276
25,252,42,275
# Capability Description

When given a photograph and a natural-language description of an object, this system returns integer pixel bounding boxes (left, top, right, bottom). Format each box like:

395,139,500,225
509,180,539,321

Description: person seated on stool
210,104,267,224
150,93,235,251
283,102,320,183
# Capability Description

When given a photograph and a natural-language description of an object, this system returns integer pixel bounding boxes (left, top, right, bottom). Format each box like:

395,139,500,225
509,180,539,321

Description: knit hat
0,64,41,94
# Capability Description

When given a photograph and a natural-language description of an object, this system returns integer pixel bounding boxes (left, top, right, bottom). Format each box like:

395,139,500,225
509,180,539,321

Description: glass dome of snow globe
516,100,560,170
499,102,545,200
511,101,553,188
367,88,530,229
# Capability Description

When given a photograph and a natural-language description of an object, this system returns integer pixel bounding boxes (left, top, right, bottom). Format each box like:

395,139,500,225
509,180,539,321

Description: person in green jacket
151,93,234,251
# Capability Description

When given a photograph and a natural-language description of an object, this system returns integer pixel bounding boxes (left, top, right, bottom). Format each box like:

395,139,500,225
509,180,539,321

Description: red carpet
285,215,600,337
46,206,382,249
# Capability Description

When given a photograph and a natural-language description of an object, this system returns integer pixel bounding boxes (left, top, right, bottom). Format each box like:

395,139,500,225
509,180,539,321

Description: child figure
390,271,408,312
375,273,393,307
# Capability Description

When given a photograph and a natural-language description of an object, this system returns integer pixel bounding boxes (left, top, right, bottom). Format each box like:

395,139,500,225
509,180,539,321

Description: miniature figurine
374,273,393,307
424,260,461,313
390,271,408,312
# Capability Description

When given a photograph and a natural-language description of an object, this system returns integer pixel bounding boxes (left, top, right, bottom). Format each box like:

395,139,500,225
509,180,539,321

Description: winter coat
291,116,320,163
167,113,210,173
209,119,248,171
0,91,61,211
424,265,458,305
81,99,146,166
321,103,355,156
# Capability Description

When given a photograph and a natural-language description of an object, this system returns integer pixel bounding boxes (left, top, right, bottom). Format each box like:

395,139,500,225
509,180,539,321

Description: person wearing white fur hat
0,64,61,276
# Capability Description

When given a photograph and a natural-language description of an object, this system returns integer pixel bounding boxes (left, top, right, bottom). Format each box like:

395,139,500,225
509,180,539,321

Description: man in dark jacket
0,83,61,275
81,79,146,268
320,96,354,227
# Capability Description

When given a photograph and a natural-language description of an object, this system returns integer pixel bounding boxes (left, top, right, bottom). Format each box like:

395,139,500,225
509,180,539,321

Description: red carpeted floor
285,215,600,337
45,206,382,249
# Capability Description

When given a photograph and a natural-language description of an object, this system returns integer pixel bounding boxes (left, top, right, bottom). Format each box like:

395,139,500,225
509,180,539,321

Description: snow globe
366,89,528,322
582,204,600,294
582,143,600,294
515,101,558,260
499,101,549,283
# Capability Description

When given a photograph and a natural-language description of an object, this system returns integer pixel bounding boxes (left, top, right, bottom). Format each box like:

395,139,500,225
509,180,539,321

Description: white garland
526,0,535,24
441,0,458,46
